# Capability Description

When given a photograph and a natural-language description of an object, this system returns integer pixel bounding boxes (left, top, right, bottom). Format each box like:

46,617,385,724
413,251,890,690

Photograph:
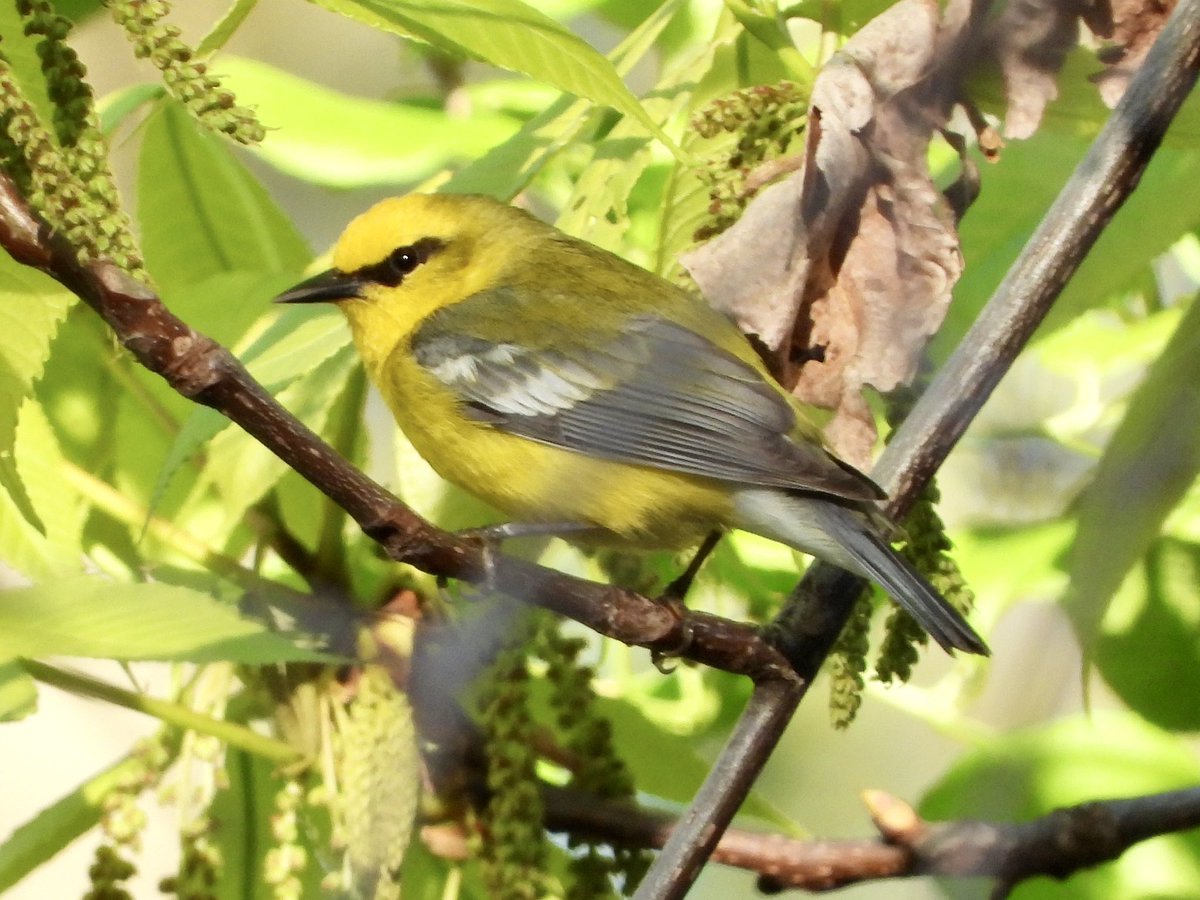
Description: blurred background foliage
0,1,1198,898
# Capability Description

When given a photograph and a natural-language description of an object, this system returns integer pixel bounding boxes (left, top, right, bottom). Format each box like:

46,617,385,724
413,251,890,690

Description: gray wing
411,301,880,500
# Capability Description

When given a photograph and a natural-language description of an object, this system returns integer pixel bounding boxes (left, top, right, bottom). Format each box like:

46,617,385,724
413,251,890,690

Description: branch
635,0,1200,895
542,784,1200,895
0,176,797,684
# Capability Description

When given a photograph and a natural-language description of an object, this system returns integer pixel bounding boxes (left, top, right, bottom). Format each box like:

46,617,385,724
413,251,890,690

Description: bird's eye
388,247,421,277
359,237,443,287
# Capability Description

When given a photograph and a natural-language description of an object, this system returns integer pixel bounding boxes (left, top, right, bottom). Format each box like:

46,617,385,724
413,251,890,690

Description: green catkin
338,666,419,900
474,632,553,900
107,0,265,144
2,10,145,274
691,82,808,242
876,484,976,684
536,618,647,896
875,387,976,682
85,735,169,899
828,593,872,728
84,845,136,900
263,779,309,900
159,816,221,900
18,1,92,146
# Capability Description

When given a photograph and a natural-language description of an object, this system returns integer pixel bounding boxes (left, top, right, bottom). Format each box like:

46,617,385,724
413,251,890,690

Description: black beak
274,268,367,304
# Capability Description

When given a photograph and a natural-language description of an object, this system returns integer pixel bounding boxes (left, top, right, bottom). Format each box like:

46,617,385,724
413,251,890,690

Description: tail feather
732,489,989,656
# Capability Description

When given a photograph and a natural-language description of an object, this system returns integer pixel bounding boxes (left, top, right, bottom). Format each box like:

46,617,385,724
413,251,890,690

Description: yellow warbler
276,194,986,655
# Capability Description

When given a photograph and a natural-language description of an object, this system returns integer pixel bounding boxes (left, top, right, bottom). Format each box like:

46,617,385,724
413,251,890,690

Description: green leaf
0,658,36,722
0,577,337,663
0,255,75,542
311,0,682,155
241,305,352,391
443,0,687,198
1096,539,1200,731
96,82,164,134
0,400,85,579
598,695,799,832
938,132,1200,358
923,712,1200,900
0,259,74,456
138,101,310,293
210,749,330,898
0,739,177,893
1066,299,1200,655
217,56,521,187
197,0,262,54
198,343,358,533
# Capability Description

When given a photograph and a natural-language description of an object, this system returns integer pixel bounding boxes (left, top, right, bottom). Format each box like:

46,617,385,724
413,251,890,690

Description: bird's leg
661,530,723,604
650,531,722,672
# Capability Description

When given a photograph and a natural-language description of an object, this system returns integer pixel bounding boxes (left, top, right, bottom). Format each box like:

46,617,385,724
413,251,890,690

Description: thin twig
634,0,1200,895
541,784,1200,893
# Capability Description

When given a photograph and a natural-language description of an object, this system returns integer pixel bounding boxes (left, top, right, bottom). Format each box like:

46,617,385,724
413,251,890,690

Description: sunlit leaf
311,0,681,154
441,0,688,198
1096,538,1200,731
138,101,310,293
0,659,36,722
198,344,358,532
1066,299,1200,656
0,260,73,456
0,401,84,579
0,577,338,663
218,56,521,188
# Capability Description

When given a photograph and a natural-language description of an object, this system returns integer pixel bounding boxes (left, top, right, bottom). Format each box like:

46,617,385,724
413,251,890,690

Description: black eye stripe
356,236,445,287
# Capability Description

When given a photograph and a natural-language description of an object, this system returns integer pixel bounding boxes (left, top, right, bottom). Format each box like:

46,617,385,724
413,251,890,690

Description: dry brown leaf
984,0,1098,139
682,0,961,467
1093,0,1175,106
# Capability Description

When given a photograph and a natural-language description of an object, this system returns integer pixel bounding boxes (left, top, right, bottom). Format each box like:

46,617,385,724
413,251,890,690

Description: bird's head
275,194,544,370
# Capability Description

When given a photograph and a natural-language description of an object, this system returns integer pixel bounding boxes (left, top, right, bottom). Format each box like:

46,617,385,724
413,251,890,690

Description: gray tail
815,503,989,656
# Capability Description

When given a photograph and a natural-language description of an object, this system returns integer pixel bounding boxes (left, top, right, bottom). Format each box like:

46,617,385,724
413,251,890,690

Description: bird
275,193,987,656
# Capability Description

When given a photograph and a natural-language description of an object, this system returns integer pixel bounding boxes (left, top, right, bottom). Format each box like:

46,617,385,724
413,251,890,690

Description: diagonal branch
0,176,796,683
635,0,1200,895
540,783,1200,895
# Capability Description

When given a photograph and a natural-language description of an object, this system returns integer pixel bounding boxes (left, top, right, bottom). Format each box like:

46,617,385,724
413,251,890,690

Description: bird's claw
649,592,693,673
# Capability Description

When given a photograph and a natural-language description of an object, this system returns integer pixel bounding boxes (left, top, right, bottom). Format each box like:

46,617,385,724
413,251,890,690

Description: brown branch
540,784,1200,895
634,0,1200,894
0,175,798,684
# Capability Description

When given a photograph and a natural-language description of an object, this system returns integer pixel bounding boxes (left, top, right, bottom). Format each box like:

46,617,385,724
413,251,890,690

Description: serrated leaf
0,400,84,579
138,101,310,293
1066,298,1200,656
311,0,681,155
148,303,350,523
0,577,337,663
0,259,74,455
217,56,521,188
443,0,688,198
